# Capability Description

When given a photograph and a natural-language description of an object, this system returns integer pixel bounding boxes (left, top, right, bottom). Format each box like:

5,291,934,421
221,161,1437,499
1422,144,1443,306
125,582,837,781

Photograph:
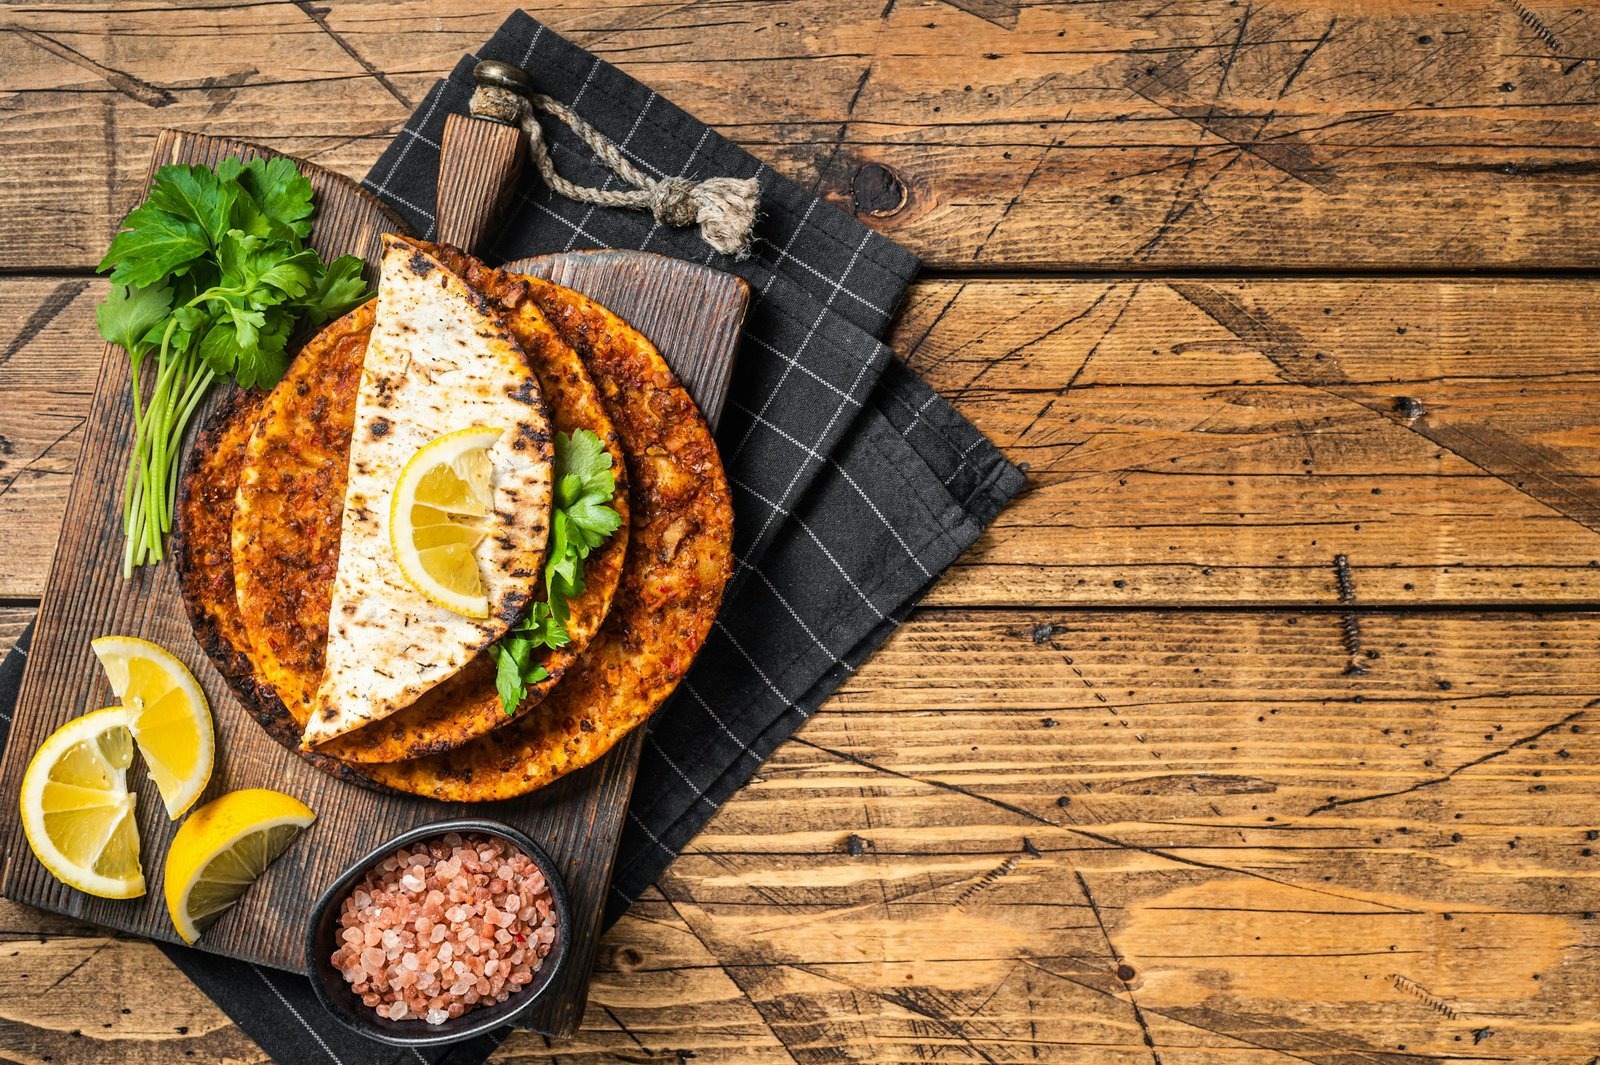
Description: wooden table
3,2,1598,1061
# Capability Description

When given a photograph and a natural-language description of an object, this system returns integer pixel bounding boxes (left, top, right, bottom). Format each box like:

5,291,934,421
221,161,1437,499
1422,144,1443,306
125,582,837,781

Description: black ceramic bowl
305,819,571,1047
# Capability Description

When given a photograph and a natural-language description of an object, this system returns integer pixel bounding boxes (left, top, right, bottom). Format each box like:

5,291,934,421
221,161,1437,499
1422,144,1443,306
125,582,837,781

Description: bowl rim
303,817,572,1047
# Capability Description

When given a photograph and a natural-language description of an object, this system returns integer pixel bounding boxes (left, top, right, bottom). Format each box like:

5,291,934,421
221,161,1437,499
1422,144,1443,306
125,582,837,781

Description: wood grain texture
4,610,1599,1062
3,2,1599,1061
437,113,524,253
11,275,1600,606
4,1,1600,270
0,134,747,1040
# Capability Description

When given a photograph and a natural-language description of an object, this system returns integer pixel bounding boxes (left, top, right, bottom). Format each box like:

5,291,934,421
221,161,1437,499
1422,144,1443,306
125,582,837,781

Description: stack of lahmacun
176,234,734,801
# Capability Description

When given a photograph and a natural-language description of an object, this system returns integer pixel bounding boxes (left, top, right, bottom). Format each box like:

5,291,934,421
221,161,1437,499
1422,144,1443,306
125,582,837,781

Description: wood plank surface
4,609,1598,1062
4,1,1598,1062
11,274,1600,606
4,0,1600,271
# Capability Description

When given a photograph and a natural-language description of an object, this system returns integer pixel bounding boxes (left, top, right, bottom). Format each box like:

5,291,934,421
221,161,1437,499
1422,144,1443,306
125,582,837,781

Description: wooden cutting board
0,128,748,1038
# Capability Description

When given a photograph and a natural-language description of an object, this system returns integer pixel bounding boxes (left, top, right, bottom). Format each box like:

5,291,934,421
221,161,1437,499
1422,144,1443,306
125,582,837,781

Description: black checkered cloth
0,12,1023,1063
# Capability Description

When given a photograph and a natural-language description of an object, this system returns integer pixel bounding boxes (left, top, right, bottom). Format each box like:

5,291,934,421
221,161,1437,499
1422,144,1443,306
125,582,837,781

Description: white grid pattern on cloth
728,475,888,621
731,229,874,457
680,678,762,762
646,732,718,810
627,807,677,858
252,964,348,1065
733,555,848,662
746,332,865,409
363,83,448,232
723,234,881,574
712,619,802,709
730,399,933,578
562,86,657,252
755,232,895,326
900,391,942,437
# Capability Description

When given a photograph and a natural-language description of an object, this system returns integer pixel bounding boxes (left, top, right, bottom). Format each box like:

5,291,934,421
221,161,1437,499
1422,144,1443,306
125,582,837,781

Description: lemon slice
164,788,316,943
19,706,145,899
91,636,214,819
390,425,504,617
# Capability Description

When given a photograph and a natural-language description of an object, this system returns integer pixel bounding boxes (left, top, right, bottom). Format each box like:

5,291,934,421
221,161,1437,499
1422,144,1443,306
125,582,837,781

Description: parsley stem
164,363,215,516
120,354,146,564
143,346,179,561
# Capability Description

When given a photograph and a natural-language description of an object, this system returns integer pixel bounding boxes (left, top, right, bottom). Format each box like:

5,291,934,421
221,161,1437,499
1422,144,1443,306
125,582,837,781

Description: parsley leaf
95,155,373,575
299,255,370,327
234,157,316,239
490,429,620,712
100,209,209,287
95,281,173,362
144,164,237,247
488,637,551,720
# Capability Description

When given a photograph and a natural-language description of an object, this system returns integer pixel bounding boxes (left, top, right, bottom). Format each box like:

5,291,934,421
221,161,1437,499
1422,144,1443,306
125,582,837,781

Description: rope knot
469,78,761,259
648,177,699,227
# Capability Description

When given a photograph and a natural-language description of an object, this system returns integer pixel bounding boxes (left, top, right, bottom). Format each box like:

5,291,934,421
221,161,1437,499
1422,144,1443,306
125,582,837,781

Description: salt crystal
332,832,557,1028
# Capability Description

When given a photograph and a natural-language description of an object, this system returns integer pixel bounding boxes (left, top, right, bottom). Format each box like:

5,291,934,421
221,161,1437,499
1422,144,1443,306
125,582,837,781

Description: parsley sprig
96,158,371,577
489,429,623,713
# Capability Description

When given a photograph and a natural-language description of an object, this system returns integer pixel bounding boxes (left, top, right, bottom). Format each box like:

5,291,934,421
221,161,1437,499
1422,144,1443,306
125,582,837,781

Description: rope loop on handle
470,83,759,259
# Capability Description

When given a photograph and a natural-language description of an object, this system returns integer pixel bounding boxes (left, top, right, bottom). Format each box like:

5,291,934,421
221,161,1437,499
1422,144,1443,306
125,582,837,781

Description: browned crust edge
174,385,391,793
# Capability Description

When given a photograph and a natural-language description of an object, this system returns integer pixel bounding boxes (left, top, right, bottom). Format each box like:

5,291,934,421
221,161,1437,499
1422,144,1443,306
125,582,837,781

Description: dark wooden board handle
436,113,523,253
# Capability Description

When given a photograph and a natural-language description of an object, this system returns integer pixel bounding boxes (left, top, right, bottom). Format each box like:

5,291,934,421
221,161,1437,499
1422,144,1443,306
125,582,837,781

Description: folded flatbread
316,237,629,763
360,267,734,800
176,240,734,801
301,237,553,748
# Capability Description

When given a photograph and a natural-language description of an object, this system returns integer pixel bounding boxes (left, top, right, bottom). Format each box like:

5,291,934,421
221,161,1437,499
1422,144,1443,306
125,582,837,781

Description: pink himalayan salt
333,833,557,1025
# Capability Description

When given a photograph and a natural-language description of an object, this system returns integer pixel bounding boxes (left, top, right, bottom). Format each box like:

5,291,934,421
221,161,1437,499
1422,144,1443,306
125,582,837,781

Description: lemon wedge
19,706,145,899
390,425,503,617
91,635,214,819
163,788,316,943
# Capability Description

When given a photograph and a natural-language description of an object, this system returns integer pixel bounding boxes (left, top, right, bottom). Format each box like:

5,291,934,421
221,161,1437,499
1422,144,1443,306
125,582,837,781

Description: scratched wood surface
4,0,1600,1062
12,275,1600,608
5,1,1600,271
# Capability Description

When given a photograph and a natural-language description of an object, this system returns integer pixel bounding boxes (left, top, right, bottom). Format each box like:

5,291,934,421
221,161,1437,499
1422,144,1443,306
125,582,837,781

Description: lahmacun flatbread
233,299,374,725
319,238,629,763
302,238,555,749
360,266,733,800
200,244,628,767
175,378,386,793
177,241,733,800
